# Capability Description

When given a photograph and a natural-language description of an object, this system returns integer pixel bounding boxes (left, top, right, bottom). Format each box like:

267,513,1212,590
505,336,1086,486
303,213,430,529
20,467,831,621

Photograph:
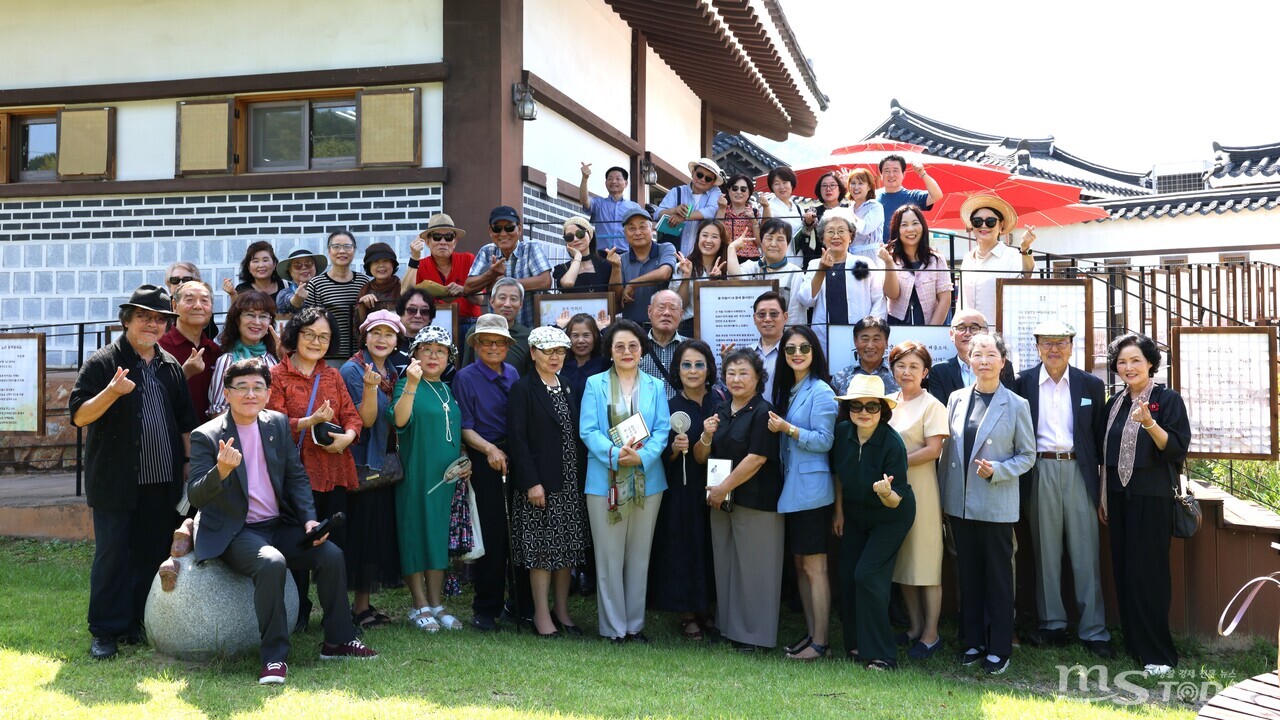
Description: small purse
353,452,403,492
1172,472,1202,538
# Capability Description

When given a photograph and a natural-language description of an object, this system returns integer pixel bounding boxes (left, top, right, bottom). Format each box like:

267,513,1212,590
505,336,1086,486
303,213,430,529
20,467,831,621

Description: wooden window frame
56,106,116,181
175,99,235,176
11,114,59,182
236,89,359,174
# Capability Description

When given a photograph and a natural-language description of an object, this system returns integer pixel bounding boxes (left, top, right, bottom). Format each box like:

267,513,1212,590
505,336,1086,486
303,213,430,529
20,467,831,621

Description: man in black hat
70,284,200,660
463,206,552,328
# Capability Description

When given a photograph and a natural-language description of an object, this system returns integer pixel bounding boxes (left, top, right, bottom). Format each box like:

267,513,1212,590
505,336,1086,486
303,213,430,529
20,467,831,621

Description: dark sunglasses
680,361,707,370
563,229,588,242
428,233,457,242
694,171,717,183
847,401,883,414
403,307,433,317
730,185,750,192
970,216,1000,229
782,344,812,356
490,223,518,234
168,276,196,285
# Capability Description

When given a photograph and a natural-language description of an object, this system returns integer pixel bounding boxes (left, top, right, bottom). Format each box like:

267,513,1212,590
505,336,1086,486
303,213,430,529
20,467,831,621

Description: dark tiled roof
712,132,786,177
864,100,1152,198
1211,141,1280,182
1091,184,1280,221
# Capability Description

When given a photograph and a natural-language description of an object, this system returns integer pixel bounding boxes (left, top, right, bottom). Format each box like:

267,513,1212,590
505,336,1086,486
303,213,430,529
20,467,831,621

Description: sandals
408,606,440,632
353,606,392,629
679,618,704,641
865,659,897,671
784,634,812,655
787,641,829,661
428,605,463,631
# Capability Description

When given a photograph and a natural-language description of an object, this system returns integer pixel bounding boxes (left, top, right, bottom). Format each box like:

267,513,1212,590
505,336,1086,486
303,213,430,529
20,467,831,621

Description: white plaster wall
2,0,443,88
644,45,701,169
524,0,632,133
422,83,444,168
524,107,629,201
1035,210,1280,266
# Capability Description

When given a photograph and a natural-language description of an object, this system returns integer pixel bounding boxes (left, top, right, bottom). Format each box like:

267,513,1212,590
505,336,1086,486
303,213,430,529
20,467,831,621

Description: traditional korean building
0,0,827,365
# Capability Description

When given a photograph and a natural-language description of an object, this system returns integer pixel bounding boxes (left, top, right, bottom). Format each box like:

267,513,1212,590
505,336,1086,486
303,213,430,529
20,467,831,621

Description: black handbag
1172,473,1202,538
353,452,403,492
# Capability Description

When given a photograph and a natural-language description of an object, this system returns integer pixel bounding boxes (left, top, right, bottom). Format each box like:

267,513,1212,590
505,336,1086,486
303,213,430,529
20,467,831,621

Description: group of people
69,155,1191,687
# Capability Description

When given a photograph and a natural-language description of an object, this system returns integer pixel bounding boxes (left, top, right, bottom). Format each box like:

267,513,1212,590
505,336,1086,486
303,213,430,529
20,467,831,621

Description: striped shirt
638,330,685,399
137,357,175,486
304,270,371,359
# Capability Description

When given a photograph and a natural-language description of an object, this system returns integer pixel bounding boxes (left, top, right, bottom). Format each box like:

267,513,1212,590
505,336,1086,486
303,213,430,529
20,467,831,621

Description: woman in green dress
392,325,469,632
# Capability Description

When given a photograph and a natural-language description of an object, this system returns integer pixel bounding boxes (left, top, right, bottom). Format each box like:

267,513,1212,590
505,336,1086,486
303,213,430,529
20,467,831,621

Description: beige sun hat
960,194,1018,235
467,313,513,347
688,158,725,182
834,374,899,408
418,213,467,241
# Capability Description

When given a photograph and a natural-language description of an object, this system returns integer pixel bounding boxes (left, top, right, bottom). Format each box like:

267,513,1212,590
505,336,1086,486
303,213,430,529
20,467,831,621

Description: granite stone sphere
144,553,299,661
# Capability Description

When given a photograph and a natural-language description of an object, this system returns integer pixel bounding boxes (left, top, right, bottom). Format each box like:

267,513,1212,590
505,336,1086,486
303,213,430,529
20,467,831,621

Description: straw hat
834,374,898,408
418,213,466,241
960,194,1018,235
467,314,513,346
688,158,725,181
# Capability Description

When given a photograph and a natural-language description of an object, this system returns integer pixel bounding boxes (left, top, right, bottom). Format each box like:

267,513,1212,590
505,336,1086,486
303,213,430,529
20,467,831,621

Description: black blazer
188,410,316,562
926,355,1015,408
1102,384,1191,499
1013,364,1107,506
507,374,587,494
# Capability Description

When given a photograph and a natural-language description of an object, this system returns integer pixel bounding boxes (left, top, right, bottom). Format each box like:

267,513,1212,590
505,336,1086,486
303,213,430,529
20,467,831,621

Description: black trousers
467,446,514,618
292,487,347,615
1108,491,1178,667
88,483,177,639
949,515,1015,658
839,504,914,663
221,518,356,664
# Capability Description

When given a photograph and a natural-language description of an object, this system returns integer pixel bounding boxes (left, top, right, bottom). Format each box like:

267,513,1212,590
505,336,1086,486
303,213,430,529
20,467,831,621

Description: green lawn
0,538,1270,719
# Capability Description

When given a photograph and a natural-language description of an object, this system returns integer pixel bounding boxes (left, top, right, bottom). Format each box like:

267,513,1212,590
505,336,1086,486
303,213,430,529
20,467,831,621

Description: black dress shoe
553,618,584,637
626,632,651,644
1026,627,1069,647
118,630,146,646
471,614,498,632
90,636,118,660
1084,639,1115,658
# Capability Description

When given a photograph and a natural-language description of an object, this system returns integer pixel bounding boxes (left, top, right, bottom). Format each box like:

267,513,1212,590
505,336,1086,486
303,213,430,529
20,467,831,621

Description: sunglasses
428,233,457,242
694,171,717,183
168,276,196,285
847,401,883,414
782,343,812,356
403,307,433,317
680,361,707,371
730,185,750,192
563,229,588,242
490,223,518,234
970,216,1000,229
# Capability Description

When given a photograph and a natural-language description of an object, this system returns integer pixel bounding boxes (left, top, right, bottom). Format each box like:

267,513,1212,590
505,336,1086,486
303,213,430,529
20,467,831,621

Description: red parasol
756,142,1011,197
924,177,1090,229
1013,204,1109,228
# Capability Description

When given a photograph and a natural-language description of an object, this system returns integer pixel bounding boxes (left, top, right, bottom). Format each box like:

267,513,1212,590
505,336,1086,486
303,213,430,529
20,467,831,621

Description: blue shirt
831,356,900,396
619,241,678,324
454,361,519,443
877,188,933,239
468,241,554,327
657,184,723,256
340,354,393,469
588,197,642,252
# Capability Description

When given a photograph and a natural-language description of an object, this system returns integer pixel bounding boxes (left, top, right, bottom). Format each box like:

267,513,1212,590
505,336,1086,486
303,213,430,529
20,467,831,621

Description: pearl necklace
423,380,453,443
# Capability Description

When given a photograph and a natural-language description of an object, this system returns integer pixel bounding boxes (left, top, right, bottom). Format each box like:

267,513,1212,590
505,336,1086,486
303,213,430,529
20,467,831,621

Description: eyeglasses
329,243,355,251
428,233,457,242
403,306,433,317
783,344,812,356
730,185,750,192
477,338,509,348
754,310,782,320
242,312,273,323
301,331,332,343
694,171,716,183
490,223,518,234
612,343,641,353
680,361,707,371
1037,338,1073,349
536,347,568,357
418,347,449,358
563,229,588,242
847,401,883,414
133,312,168,326
168,275,196,286
819,182,840,191
951,323,988,335
969,216,999,229
227,384,268,396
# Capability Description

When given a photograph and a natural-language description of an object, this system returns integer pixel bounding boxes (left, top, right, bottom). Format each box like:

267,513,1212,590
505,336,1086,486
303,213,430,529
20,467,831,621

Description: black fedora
120,284,178,316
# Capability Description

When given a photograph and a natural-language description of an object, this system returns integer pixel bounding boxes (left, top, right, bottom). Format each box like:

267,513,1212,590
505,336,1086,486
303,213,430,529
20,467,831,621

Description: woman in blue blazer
937,332,1035,676
769,325,838,660
580,319,671,642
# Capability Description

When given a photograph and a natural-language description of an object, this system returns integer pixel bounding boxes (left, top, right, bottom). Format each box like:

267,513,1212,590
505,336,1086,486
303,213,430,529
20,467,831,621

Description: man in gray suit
1013,320,1113,658
188,359,377,685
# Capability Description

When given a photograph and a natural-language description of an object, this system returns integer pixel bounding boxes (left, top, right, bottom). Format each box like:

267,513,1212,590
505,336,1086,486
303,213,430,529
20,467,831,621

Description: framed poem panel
532,292,616,329
0,333,46,436
692,279,778,352
996,278,1093,374
1169,325,1277,460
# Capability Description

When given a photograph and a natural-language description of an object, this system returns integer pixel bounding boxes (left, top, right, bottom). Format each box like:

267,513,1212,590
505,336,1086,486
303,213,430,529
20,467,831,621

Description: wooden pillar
700,101,714,159
630,29,647,204
443,0,523,253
